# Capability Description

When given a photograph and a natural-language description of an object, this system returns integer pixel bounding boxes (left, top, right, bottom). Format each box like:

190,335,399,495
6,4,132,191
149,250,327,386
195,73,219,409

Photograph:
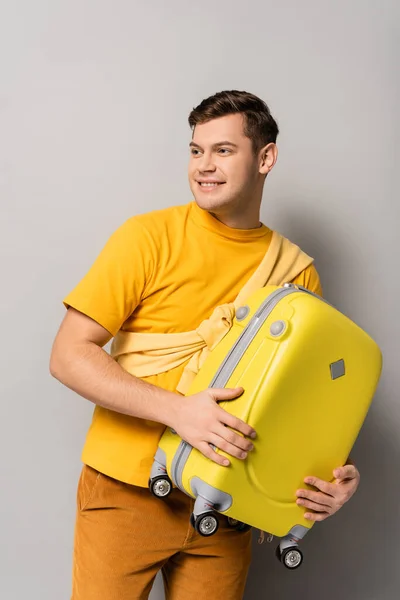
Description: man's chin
193,195,232,213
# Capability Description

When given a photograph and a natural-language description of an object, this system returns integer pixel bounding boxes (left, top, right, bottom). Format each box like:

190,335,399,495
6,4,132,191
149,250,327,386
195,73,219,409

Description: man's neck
208,207,262,230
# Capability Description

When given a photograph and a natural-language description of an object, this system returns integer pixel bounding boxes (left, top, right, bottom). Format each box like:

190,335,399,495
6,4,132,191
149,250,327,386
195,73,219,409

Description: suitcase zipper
172,283,320,491
171,441,192,491
209,284,302,389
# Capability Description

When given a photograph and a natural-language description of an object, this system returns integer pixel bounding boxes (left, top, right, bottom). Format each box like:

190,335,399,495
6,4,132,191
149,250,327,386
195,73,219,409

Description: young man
50,90,360,600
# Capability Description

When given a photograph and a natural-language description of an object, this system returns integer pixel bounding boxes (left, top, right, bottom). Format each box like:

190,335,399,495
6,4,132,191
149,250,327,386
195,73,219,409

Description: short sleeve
291,263,323,297
63,217,155,336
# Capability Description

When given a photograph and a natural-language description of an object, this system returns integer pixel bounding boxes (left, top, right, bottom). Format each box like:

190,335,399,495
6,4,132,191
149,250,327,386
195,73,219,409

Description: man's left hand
295,463,360,522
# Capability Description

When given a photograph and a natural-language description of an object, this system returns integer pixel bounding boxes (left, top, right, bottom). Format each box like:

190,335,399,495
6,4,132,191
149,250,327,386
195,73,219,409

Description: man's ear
259,143,278,175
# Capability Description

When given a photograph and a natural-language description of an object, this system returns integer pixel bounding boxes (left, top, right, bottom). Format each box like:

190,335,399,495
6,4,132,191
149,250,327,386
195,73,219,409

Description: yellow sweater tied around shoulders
110,230,314,395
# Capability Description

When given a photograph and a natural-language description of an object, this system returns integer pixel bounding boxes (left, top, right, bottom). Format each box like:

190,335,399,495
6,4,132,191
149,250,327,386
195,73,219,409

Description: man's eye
218,148,231,154
191,149,201,156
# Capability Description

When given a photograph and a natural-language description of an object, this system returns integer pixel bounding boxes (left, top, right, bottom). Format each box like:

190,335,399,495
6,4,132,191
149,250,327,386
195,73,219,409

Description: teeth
200,182,220,187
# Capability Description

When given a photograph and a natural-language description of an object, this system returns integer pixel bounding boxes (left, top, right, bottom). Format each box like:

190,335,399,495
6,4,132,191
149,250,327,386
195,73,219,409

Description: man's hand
295,463,360,522
171,387,256,467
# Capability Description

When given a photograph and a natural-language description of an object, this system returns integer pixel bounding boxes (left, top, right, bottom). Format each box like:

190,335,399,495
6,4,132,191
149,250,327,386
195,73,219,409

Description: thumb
333,465,356,482
209,387,244,402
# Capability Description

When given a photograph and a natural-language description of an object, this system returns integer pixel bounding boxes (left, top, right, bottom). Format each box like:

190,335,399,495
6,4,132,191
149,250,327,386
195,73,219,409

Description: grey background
0,1,398,599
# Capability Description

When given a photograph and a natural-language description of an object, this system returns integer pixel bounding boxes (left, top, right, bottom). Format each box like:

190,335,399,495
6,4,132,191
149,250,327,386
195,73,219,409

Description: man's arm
49,307,256,466
50,307,180,424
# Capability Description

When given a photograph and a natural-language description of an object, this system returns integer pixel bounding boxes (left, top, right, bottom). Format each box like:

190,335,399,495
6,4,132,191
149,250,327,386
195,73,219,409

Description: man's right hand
170,387,256,466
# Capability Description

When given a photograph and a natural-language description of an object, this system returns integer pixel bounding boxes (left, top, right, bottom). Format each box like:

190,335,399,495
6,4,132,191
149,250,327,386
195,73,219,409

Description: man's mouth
197,182,225,188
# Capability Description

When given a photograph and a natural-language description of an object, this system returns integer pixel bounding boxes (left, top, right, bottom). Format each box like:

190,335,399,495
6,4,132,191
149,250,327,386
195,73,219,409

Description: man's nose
198,152,217,172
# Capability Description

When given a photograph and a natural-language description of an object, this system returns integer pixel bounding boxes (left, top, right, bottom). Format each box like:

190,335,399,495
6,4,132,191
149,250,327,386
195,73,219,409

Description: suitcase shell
151,283,382,544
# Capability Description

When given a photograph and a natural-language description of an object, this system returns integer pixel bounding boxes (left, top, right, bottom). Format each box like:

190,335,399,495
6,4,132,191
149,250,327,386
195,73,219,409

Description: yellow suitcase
149,283,382,569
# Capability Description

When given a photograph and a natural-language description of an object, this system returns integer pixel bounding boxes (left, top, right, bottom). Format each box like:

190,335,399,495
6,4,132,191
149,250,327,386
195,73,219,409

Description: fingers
209,388,257,440
218,409,257,440
210,387,244,401
209,433,253,460
296,497,332,514
198,441,231,467
296,488,332,522
296,489,332,508
303,476,335,496
334,465,359,481
296,487,332,521
215,424,254,452
303,511,330,522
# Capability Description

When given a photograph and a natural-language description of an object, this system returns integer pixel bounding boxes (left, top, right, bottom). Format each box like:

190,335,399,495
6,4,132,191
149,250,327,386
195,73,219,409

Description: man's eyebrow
189,141,239,149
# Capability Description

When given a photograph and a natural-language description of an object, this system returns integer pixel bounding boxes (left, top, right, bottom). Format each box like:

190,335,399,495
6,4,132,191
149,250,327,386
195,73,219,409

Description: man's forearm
50,340,180,427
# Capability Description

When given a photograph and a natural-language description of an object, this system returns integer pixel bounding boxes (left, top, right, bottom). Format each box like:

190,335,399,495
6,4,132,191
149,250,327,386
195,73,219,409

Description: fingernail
248,444,254,451
250,432,257,439
241,452,247,459
223,459,230,466
334,469,341,478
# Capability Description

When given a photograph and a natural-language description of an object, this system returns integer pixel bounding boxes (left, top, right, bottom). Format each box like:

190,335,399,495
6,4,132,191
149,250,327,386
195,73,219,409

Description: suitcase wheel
191,511,219,536
149,475,173,499
276,544,303,569
227,517,252,533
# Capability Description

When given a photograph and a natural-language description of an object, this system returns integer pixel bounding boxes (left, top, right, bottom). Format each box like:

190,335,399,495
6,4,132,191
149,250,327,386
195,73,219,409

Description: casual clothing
64,201,322,599
72,464,252,600
64,201,322,487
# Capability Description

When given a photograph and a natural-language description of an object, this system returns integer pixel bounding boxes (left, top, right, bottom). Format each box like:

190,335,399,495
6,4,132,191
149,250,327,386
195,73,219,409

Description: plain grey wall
1,1,399,599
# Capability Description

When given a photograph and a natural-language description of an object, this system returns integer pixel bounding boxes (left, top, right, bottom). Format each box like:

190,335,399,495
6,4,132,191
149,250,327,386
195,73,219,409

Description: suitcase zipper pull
257,530,274,544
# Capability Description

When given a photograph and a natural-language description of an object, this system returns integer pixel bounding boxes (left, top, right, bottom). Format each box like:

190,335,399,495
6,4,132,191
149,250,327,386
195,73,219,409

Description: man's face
188,113,261,214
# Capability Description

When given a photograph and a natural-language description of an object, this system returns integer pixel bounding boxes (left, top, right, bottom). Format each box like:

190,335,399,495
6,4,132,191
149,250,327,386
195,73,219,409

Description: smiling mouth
197,182,225,188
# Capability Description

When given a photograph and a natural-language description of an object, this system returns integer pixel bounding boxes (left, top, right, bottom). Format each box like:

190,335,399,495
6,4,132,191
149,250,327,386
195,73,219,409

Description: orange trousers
71,465,252,600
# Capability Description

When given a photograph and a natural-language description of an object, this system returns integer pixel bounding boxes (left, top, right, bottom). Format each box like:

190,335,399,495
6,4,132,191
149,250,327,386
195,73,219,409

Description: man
50,90,360,600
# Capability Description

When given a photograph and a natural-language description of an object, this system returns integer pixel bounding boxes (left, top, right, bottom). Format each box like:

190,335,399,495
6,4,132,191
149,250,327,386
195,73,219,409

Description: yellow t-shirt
63,201,322,486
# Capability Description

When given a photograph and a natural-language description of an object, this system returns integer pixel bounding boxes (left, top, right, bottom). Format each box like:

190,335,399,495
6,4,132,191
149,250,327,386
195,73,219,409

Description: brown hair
188,90,279,154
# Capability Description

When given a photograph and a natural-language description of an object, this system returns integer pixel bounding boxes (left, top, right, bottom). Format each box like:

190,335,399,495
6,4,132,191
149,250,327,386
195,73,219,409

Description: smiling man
50,90,360,600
